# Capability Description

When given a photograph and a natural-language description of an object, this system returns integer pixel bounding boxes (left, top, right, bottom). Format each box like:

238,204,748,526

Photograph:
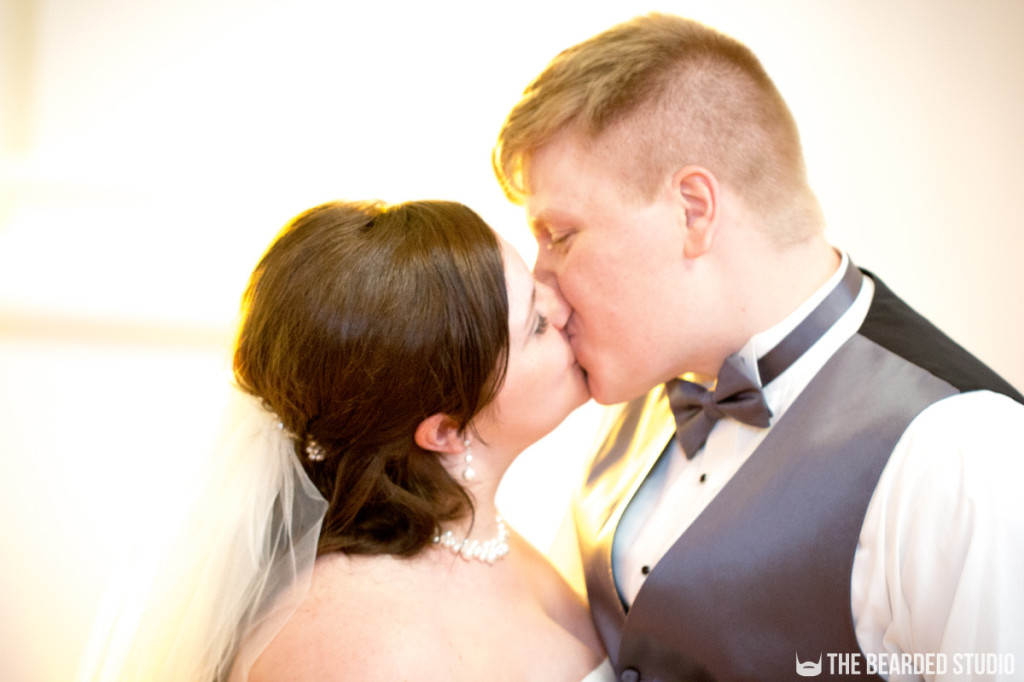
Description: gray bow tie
667,355,772,459
667,259,864,459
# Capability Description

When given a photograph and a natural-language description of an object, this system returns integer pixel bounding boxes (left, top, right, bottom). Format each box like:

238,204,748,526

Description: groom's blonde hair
493,13,823,243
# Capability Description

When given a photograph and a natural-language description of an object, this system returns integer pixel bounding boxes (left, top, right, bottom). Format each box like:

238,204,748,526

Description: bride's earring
461,438,476,481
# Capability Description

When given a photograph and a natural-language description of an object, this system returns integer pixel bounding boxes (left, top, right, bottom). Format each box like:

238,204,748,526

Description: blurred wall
1,1,1022,680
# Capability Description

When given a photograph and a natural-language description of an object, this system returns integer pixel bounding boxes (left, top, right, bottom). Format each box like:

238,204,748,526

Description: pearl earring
461,438,476,481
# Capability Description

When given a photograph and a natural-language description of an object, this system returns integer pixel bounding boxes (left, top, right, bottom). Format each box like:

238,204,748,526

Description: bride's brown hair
233,200,509,556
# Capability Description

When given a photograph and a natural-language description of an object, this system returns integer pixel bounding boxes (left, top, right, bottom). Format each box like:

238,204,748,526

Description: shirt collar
734,250,849,385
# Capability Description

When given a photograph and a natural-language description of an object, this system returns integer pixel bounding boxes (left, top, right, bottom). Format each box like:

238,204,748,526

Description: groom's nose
532,245,558,286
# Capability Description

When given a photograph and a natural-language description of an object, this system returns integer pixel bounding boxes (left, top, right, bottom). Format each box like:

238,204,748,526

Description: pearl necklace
432,515,510,563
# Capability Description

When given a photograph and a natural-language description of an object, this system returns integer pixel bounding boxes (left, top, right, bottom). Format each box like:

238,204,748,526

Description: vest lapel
576,385,677,660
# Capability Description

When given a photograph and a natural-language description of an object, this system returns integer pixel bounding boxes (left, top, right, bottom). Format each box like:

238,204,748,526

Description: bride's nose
536,279,571,330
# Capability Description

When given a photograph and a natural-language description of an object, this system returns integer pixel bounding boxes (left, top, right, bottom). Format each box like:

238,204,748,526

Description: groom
494,13,1024,682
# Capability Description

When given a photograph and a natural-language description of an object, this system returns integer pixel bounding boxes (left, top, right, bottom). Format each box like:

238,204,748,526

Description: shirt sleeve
852,390,1024,681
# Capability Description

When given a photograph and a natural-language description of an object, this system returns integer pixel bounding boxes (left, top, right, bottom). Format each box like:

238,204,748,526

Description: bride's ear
414,413,466,454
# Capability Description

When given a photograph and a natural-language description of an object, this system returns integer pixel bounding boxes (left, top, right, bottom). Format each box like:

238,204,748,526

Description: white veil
75,386,328,682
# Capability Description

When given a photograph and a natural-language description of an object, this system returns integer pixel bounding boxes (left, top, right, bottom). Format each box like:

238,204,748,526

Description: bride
76,199,613,681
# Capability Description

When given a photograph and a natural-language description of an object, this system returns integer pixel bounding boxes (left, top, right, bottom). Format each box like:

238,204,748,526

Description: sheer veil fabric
75,387,328,682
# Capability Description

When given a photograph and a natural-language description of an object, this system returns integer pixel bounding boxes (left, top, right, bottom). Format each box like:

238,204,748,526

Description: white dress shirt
612,253,1024,681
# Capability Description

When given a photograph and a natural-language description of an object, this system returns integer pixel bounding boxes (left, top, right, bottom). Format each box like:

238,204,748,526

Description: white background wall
1,1,1022,679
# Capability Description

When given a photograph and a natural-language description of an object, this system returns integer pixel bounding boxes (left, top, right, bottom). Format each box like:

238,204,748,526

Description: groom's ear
672,165,719,259
414,413,465,454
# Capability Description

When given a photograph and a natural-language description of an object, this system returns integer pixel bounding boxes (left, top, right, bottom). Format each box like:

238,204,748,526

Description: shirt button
620,668,640,682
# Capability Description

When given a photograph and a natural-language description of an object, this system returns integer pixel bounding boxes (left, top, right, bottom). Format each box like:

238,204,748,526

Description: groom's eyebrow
530,207,574,232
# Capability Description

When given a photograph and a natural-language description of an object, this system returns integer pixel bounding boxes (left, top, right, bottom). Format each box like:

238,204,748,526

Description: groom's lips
567,331,583,364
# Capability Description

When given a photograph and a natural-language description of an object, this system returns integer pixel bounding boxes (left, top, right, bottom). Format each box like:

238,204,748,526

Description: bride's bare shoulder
248,552,453,682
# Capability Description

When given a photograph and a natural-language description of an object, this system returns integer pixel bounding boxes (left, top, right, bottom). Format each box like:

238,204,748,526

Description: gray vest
576,274,1023,682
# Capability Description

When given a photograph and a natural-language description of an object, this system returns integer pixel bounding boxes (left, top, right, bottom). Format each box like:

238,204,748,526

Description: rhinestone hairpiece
305,438,326,462
276,419,326,462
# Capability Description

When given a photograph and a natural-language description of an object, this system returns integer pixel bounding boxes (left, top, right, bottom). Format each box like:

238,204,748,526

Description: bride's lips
566,337,589,389
566,325,584,365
